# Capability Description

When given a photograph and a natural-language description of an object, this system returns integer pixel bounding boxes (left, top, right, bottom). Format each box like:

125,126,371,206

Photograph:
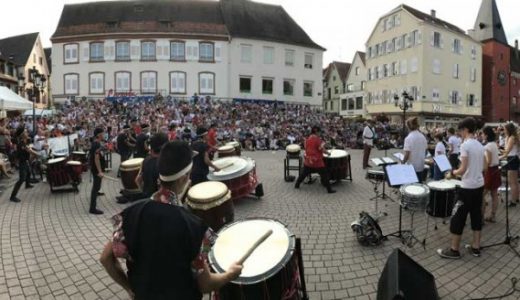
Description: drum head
188,181,228,203
286,144,301,153
66,160,82,166
427,180,456,191
209,219,295,285
48,157,65,164
121,158,144,167
211,157,248,177
218,145,234,152
226,141,240,148
446,179,462,187
401,184,428,196
367,169,384,175
73,151,86,155
326,149,348,158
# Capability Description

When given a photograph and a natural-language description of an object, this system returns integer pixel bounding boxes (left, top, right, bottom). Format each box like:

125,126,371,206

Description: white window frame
450,90,460,105
283,79,295,96
170,71,186,94
115,72,131,93
64,44,78,64
141,41,156,61
199,43,214,62
141,71,157,94
115,41,130,61
64,73,79,95
433,32,441,48
285,49,295,66
432,88,440,101
453,39,461,54
199,72,215,95
241,44,252,63
304,53,314,69
303,81,314,97
170,41,185,61
89,42,104,62
263,46,274,64
89,72,104,94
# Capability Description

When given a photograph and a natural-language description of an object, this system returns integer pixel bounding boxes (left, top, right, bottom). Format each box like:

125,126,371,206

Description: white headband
159,162,193,182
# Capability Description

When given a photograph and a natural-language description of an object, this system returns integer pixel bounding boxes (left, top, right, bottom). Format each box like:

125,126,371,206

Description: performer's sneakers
89,209,104,215
437,248,461,259
464,244,481,257
10,197,21,203
327,189,336,194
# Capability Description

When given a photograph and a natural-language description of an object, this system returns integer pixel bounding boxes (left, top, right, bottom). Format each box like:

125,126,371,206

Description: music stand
383,164,420,246
481,158,520,258
432,154,452,173
368,157,397,219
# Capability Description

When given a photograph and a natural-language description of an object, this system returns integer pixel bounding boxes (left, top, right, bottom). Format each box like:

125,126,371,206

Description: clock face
498,71,507,86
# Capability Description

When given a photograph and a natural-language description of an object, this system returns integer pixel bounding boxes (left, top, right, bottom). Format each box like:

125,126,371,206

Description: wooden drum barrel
186,181,234,231
120,158,144,193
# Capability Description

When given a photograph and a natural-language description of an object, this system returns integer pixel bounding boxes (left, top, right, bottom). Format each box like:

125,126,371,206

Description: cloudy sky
2,0,519,67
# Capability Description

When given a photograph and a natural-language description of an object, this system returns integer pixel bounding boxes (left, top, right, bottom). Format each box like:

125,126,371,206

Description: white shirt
363,126,374,146
460,138,485,189
448,135,461,154
484,142,500,167
434,141,446,157
506,136,518,157
403,130,427,172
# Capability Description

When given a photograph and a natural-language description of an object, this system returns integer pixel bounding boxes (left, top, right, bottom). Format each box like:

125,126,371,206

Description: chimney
430,10,436,19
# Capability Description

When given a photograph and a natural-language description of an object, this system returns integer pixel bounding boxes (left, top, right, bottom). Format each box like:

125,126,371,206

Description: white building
50,0,324,105
339,52,367,118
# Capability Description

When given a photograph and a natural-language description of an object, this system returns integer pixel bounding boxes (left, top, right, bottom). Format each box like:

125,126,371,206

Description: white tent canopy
0,87,33,110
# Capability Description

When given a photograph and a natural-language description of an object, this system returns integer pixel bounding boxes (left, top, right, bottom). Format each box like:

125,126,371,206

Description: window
367,47,372,59
199,42,214,62
115,72,131,92
64,44,78,63
262,78,273,94
433,59,441,74
341,99,347,110
383,64,389,77
400,60,407,75
90,42,104,62
141,41,156,61
453,64,460,78
170,42,185,61
141,72,157,94
283,79,294,96
241,44,252,63
304,53,313,69
411,30,421,46
410,57,418,73
471,46,477,60
433,32,441,48
450,91,459,105
33,54,36,64
116,41,130,61
199,72,215,94
170,72,186,94
356,97,363,110
303,81,313,97
368,68,372,81
470,67,477,82
392,62,398,76
347,84,354,92
468,94,476,106
355,67,360,75
240,77,251,93
39,57,43,65
396,37,403,51
453,39,461,54
381,41,387,55
361,81,366,90
402,34,408,48
64,73,79,95
432,88,440,101
410,86,418,100
389,38,395,53
263,47,274,64
348,98,355,110
89,73,104,94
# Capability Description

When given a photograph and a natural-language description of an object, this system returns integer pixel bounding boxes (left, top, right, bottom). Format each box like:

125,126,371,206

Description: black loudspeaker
377,249,439,300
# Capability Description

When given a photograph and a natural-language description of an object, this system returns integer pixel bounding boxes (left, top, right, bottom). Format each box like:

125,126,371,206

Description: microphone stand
481,157,520,258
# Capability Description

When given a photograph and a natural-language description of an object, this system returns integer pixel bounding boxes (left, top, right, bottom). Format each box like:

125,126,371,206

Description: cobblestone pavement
1,149,520,299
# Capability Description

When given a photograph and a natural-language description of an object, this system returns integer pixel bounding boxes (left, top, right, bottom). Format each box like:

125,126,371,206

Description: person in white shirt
499,123,519,207
433,132,446,180
362,120,375,169
481,126,501,223
438,117,486,259
447,128,461,169
402,117,427,183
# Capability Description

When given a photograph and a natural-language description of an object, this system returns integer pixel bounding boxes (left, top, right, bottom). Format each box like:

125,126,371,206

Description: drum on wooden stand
218,145,236,158
208,156,260,201
66,160,83,184
209,219,306,300
324,149,351,181
226,141,241,156
286,144,301,158
46,157,72,191
120,158,143,193
399,183,430,211
426,180,456,218
186,181,234,231
71,151,88,172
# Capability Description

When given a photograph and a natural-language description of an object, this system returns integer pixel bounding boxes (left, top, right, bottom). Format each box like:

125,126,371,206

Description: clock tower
471,0,511,122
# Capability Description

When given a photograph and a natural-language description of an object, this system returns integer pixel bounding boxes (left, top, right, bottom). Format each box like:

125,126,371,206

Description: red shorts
484,166,501,190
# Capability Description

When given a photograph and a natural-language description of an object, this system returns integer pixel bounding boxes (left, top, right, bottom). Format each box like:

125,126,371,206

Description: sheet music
382,157,394,164
433,155,452,172
393,153,404,161
385,164,418,186
371,158,384,166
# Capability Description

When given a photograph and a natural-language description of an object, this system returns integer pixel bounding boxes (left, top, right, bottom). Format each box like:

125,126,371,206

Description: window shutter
406,34,412,48
457,93,462,105
215,43,222,62
105,40,115,61
417,30,422,44
430,32,435,47
130,40,140,60
82,43,89,62
448,91,453,103
395,14,401,26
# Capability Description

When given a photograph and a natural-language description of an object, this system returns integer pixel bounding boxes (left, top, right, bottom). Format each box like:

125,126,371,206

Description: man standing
207,123,218,159
191,127,221,185
438,117,485,259
402,117,428,183
295,126,336,194
9,128,37,203
362,120,376,169
447,127,461,169
135,132,168,198
89,128,106,215
117,125,134,177
134,123,150,159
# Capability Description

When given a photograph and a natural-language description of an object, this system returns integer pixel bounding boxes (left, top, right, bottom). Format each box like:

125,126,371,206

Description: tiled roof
0,32,39,66
402,4,465,35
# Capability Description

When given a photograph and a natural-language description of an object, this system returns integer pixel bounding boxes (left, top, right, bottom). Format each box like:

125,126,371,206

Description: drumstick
237,229,273,265
219,162,234,170
103,175,120,182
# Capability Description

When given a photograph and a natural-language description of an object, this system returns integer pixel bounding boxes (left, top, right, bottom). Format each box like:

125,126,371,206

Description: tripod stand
481,159,520,258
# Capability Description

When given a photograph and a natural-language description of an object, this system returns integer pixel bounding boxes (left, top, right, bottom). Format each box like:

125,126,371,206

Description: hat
196,127,208,137
93,127,104,137
158,141,193,182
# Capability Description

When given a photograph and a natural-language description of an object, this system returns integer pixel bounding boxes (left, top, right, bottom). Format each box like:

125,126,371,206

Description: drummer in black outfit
134,124,150,159
191,127,221,185
10,127,38,203
116,125,134,177
135,132,168,198
89,128,106,215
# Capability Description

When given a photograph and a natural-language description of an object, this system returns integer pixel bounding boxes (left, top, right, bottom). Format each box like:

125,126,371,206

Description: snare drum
366,169,385,181
120,158,144,193
218,145,236,158
208,156,259,202
324,149,350,181
209,219,301,300
286,144,301,158
400,183,430,211
426,180,456,218
186,181,234,231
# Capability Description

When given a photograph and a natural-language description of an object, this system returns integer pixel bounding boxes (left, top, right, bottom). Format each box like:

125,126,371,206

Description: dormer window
106,20,119,29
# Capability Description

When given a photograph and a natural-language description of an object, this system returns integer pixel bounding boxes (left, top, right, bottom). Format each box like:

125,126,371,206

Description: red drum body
324,150,350,181
46,157,71,187
210,219,304,300
217,145,237,158
208,157,258,202
120,158,143,193
67,161,83,183
187,181,234,232
71,151,88,171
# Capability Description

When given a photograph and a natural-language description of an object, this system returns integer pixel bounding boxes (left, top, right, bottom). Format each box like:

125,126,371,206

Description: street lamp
28,66,46,135
17,73,25,96
394,91,414,141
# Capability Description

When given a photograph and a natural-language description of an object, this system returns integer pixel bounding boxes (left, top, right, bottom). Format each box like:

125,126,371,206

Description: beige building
365,5,482,127
323,61,350,113
339,51,367,118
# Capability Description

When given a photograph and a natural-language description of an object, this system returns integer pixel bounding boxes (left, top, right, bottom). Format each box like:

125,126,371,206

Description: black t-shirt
16,139,30,162
117,133,130,154
135,133,149,158
141,156,159,197
191,141,209,175
89,141,105,174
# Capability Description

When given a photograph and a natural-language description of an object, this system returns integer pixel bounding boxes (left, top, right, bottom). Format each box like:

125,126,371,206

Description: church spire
472,0,508,45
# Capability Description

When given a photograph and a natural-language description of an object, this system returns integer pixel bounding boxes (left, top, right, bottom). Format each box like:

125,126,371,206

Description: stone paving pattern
1,149,520,299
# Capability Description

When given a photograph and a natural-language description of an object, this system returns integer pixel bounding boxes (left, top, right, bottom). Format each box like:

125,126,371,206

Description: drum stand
284,155,302,182
368,177,389,220
384,195,425,249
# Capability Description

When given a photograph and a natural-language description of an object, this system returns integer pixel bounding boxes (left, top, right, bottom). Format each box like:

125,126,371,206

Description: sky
2,0,520,67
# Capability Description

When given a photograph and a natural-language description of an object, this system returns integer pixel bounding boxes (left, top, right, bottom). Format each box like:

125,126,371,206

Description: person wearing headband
191,127,221,185
100,141,242,299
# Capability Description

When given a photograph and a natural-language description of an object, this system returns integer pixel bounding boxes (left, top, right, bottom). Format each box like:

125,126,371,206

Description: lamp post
17,73,25,96
394,91,414,142
28,66,46,135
